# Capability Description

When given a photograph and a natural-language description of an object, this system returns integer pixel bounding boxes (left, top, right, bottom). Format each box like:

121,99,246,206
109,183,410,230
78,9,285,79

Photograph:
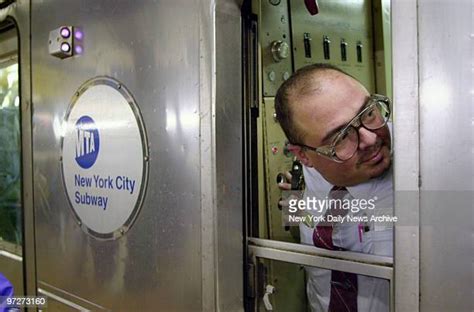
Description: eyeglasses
296,94,391,163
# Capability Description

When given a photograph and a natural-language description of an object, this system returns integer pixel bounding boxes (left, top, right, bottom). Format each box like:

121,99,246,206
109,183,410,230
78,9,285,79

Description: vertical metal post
392,0,420,311
200,0,217,311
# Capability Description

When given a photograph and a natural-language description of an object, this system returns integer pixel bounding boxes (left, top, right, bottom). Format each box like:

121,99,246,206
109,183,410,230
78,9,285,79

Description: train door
28,1,238,310
0,19,24,297
243,0,393,310
0,1,245,310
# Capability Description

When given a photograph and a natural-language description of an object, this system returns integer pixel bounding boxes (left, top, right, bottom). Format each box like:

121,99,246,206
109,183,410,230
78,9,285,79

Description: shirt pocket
362,229,393,256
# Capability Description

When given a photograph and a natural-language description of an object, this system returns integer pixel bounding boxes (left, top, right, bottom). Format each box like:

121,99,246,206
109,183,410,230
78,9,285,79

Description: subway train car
0,0,472,311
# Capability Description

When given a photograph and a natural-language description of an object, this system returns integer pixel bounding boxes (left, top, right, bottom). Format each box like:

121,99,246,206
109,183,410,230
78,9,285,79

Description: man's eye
335,131,349,144
364,108,376,119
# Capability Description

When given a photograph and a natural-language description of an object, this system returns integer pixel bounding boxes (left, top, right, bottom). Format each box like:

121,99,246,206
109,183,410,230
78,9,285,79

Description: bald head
275,64,360,145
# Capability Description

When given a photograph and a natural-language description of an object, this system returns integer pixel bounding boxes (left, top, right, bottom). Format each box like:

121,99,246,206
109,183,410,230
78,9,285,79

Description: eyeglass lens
334,100,389,160
361,100,389,129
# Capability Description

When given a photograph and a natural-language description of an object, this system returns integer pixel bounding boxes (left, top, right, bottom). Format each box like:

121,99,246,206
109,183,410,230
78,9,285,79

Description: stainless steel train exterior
0,0,471,311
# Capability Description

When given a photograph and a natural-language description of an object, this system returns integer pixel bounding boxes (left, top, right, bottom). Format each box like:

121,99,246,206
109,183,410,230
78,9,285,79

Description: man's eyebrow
320,124,346,144
319,95,371,144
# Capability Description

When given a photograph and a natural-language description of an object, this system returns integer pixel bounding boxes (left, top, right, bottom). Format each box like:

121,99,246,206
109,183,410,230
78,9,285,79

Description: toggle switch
357,41,363,63
304,0,320,15
276,173,286,184
304,33,312,58
341,39,348,62
323,35,331,60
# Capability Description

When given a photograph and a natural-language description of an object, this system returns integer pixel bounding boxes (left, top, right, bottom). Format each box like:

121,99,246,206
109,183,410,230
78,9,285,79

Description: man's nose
358,127,377,150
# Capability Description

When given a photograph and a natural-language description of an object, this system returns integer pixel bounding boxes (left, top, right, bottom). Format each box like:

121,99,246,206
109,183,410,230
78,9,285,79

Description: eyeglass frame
293,94,392,163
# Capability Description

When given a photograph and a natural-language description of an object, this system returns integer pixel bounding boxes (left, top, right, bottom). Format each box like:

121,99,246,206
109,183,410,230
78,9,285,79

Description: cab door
243,1,394,310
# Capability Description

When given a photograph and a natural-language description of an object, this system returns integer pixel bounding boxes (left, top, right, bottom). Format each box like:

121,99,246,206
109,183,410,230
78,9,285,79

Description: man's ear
287,144,313,167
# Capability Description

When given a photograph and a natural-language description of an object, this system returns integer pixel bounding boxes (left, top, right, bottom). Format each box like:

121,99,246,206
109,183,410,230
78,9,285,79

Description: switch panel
289,0,376,92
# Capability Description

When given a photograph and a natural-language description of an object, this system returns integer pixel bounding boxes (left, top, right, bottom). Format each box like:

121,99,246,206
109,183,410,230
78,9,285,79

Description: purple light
60,43,71,52
74,29,83,40
60,27,71,38
74,45,83,55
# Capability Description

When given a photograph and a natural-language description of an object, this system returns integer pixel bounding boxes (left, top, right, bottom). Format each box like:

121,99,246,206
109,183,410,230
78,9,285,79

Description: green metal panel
261,97,298,242
257,259,307,312
257,97,306,311
290,0,376,92
373,0,392,98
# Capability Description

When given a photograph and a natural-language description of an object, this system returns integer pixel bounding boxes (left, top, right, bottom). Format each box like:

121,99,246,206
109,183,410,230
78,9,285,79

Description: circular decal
61,77,149,240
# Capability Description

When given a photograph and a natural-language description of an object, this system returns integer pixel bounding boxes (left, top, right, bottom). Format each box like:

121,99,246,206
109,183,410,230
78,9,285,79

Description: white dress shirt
300,165,393,312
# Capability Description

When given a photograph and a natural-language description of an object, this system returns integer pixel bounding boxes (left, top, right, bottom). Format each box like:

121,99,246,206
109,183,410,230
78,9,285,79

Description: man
275,63,393,312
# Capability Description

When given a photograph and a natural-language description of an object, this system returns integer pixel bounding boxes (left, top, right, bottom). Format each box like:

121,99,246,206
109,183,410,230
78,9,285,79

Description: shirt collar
303,165,393,199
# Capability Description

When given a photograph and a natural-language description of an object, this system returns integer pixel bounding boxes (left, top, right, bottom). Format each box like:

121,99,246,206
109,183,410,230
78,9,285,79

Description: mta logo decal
75,115,100,169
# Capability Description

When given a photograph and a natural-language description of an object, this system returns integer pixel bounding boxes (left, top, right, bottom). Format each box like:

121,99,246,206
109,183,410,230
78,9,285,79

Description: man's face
292,71,391,186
